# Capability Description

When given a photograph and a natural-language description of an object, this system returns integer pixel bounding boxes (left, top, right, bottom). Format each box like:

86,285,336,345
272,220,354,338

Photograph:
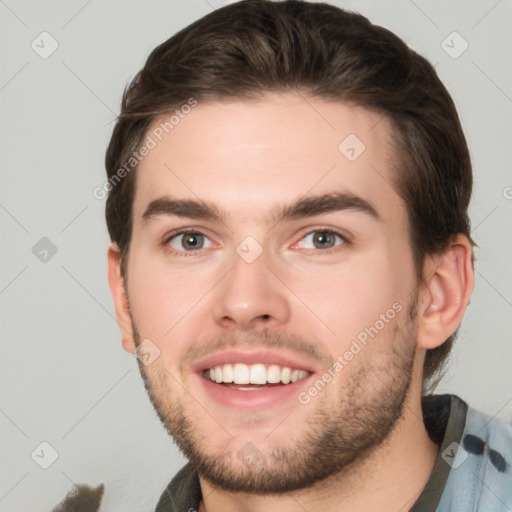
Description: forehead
133,92,404,227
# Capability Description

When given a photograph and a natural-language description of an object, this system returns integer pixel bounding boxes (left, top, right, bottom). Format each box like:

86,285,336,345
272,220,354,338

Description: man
105,1,511,511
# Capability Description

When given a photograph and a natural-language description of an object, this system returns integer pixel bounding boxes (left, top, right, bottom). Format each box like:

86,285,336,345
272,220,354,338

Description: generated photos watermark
93,98,198,200
298,301,403,405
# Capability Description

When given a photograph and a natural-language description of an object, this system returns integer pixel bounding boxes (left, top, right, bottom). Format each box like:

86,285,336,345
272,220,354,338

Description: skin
108,92,474,512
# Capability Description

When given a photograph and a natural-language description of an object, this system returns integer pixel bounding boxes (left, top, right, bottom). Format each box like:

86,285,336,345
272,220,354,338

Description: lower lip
197,373,314,409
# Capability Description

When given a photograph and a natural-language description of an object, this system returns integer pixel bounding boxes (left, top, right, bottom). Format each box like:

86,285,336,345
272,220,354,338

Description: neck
198,373,439,512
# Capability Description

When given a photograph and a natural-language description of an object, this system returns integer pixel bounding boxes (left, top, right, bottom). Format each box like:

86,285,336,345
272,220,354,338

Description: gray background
1,0,511,510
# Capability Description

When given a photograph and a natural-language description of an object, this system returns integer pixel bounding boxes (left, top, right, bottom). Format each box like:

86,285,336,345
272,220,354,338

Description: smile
204,363,311,387
193,349,316,407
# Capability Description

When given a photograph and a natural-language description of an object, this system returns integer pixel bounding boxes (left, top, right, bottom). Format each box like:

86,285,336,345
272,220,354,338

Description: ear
416,234,474,350
107,243,136,354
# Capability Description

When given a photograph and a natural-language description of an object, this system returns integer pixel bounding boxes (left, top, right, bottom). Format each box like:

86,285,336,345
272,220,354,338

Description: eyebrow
141,191,382,227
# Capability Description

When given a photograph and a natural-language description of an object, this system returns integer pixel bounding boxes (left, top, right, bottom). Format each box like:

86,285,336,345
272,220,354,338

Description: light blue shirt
436,402,512,511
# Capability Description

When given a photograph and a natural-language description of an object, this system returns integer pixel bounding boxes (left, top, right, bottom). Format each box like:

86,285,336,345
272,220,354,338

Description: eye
167,231,214,252
294,229,347,251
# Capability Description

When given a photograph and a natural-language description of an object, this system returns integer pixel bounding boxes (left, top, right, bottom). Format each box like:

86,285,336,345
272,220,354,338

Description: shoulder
438,398,512,511
463,405,512,473
154,463,201,512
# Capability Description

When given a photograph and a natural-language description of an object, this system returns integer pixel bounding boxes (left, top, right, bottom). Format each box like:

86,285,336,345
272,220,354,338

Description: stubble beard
130,301,418,494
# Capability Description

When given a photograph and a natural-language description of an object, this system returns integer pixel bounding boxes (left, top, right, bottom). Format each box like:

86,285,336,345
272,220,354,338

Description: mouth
203,363,311,390
193,350,316,409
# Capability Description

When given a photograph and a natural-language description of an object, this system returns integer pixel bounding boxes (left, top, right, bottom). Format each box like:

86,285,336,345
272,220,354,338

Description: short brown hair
105,0,473,390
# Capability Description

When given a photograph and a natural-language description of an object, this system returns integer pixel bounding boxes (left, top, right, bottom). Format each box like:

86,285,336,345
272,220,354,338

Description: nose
211,247,291,331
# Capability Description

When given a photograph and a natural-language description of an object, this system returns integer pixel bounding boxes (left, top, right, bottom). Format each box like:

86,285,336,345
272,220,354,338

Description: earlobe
107,243,136,354
416,235,474,350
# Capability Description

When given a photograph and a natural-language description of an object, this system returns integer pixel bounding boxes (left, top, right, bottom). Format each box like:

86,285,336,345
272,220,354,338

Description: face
122,93,422,492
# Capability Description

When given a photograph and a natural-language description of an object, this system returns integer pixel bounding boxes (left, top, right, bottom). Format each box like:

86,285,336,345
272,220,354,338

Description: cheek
126,252,214,340
283,247,413,354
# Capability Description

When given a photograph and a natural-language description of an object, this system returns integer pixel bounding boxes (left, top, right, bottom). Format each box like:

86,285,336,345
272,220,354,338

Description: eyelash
161,227,350,257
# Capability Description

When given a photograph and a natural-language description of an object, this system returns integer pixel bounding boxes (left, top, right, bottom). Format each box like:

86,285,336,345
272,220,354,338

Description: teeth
204,363,310,385
250,364,267,385
222,364,234,383
281,367,291,384
267,364,281,383
233,363,250,384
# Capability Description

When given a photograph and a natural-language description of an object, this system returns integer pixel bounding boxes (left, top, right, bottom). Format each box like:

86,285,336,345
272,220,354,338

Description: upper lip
192,349,317,374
